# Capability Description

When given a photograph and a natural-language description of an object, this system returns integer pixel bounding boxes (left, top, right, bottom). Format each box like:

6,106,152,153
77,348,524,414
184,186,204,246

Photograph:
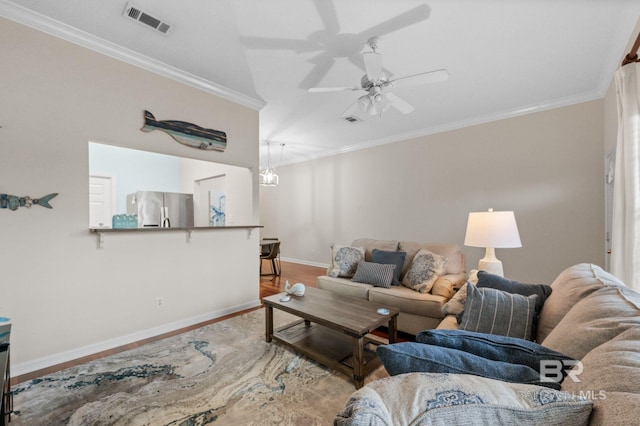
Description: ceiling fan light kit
309,36,449,119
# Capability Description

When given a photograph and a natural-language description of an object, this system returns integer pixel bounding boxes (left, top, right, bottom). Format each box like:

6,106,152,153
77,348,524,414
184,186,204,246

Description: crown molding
282,89,603,167
0,1,266,111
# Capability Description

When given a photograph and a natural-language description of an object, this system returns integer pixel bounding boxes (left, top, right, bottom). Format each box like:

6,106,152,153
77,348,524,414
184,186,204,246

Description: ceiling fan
309,36,448,118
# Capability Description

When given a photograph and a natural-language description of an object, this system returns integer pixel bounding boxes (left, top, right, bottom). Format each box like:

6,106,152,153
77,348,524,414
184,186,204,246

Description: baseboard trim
280,257,329,269
12,300,262,377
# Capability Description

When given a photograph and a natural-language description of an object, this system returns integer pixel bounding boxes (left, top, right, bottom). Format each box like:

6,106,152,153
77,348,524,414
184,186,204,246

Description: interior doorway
89,175,115,228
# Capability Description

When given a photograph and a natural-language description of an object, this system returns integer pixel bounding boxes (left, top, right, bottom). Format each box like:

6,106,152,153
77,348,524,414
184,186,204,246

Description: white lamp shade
464,210,522,248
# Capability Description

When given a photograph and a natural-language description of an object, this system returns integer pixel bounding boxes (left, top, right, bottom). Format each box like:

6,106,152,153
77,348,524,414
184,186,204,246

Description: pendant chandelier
259,142,284,186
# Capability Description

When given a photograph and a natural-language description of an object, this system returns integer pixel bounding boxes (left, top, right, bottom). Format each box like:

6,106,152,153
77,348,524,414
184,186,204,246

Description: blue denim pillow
415,329,575,372
371,249,406,286
377,342,560,389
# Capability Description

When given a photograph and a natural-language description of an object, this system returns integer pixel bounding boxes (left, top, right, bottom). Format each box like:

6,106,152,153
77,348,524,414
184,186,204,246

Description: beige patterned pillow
402,249,447,293
328,245,365,278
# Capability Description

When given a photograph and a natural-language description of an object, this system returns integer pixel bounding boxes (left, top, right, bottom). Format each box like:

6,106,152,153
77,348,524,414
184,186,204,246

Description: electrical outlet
156,297,164,308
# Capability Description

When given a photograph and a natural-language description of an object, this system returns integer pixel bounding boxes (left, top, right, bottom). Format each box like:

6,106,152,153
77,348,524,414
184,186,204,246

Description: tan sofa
317,238,466,335
336,264,640,425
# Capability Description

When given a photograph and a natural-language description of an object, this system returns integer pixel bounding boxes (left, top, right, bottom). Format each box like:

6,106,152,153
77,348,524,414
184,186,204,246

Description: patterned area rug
11,308,388,425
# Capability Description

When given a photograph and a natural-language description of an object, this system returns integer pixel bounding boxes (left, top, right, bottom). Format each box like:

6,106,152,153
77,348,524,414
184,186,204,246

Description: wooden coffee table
263,286,399,389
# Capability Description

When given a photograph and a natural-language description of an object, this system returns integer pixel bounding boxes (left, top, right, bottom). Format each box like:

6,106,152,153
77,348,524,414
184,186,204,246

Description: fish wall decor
141,110,227,152
0,193,58,210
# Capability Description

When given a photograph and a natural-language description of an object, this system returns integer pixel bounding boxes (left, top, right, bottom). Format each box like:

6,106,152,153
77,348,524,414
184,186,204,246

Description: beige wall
0,18,260,373
261,100,605,284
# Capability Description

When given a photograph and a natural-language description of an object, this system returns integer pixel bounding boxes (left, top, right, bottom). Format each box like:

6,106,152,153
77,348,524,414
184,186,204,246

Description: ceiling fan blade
363,52,383,81
309,86,361,93
389,69,449,88
385,92,415,114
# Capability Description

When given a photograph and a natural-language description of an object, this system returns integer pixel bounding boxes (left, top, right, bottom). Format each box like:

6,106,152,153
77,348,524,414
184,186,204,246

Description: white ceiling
2,0,640,168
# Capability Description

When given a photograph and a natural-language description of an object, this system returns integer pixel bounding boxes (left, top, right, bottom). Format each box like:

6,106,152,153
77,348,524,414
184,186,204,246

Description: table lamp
464,208,521,277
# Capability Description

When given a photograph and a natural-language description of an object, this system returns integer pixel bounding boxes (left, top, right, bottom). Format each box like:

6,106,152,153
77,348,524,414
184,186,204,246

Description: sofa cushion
430,274,462,299
401,249,447,293
351,238,398,261
459,284,537,340
377,342,560,389
537,264,627,342
399,241,464,276
416,330,575,375
371,249,405,286
541,285,640,360
328,245,365,278
336,373,593,426
368,285,446,319
317,276,371,300
351,261,395,288
561,327,640,425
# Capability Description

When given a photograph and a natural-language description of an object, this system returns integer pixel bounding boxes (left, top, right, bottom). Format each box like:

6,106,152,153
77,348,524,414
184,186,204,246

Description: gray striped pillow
459,283,537,340
351,261,396,288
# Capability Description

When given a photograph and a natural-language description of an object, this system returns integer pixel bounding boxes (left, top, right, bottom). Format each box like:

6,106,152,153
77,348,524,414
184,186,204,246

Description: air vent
343,116,362,123
123,3,172,35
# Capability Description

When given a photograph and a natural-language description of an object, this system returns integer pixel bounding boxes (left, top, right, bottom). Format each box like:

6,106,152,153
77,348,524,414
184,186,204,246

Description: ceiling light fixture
259,142,285,186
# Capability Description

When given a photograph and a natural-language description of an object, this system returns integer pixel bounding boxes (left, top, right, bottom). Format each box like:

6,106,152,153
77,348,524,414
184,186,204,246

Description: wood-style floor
259,260,324,299
12,261,325,386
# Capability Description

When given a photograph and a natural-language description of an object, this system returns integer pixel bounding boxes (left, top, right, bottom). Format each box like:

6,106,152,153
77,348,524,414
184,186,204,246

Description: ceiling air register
123,3,172,35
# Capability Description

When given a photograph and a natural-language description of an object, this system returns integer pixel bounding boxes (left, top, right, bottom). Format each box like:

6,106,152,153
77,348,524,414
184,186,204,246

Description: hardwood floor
12,261,325,386
259,260,324,299
13,262,411,386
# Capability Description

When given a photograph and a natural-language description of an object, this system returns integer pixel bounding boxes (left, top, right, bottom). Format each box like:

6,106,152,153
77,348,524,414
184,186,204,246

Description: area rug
11,308,388,425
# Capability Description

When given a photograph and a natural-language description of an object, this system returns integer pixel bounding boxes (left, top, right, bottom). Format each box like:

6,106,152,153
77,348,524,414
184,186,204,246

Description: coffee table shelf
273,320,381,381
263,287,399,389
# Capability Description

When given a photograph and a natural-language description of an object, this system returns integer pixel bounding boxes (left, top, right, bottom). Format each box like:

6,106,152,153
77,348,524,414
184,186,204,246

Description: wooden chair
260,241,281,276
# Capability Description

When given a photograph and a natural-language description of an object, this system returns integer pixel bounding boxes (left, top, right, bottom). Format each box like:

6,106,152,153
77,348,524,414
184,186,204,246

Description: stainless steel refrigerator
126,191,194,228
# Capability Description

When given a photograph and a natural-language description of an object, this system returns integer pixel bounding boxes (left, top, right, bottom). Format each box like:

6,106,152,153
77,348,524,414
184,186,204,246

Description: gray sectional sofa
317,238,466,335
335,263,640,425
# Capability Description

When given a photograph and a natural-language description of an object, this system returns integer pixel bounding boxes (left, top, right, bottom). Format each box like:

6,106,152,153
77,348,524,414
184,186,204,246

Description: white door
89,175,115,228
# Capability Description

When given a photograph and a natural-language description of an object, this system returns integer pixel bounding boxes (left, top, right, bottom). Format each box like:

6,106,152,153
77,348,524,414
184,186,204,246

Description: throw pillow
328,245,365,278
441,282,470,316
476,271,552,315
351,261,395,288
377,342,559,389
416,329,575,376
371,249,406,286
335,373,593,426
459,284,537,340
401,249,447,293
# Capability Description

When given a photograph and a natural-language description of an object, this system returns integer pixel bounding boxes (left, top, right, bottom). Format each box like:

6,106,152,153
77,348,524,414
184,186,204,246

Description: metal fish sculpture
0,193,58,210
141,110,227,152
